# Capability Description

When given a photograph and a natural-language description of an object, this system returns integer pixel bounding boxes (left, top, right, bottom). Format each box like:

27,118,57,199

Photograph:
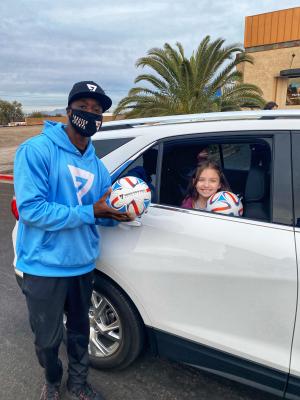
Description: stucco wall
239,45,300,108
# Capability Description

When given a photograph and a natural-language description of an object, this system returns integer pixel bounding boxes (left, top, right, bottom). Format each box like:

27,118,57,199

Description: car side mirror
120,220,142,227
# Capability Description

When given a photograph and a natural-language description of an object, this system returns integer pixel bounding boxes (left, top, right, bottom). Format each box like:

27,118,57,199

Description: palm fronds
114,36,265,118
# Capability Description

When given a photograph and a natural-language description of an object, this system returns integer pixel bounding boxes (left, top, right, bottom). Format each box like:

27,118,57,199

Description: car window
117,145,159,202
93,137,134,159
159,136,272,223
222,144,251,171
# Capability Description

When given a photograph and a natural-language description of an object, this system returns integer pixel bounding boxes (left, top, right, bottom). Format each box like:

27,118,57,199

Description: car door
99,130,297,396
285,132,300,400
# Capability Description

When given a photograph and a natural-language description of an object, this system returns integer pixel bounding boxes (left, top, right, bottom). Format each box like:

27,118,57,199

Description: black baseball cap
68,81,112,112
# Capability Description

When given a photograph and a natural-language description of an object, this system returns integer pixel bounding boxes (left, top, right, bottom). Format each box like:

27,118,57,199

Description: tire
88,273,145,370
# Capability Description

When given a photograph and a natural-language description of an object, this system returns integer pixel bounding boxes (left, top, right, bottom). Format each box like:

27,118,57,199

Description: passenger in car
181,146,209,178
181,161,230,210
173,146,210,201
126,148,157,194
196,147,209,164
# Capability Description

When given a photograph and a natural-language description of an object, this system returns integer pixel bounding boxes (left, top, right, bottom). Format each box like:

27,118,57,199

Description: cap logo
87,84,97,92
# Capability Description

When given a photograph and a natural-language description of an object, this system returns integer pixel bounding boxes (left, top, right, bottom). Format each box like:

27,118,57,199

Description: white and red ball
206,191,243,217
109,176,151,217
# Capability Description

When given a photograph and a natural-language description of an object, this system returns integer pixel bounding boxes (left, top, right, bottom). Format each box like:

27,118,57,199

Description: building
238,7,300,109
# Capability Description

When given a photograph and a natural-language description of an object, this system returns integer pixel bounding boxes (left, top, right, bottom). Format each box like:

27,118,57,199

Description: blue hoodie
14,121,113,277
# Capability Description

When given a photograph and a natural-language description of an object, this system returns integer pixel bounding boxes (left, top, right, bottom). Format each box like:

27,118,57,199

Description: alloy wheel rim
88,290,122,358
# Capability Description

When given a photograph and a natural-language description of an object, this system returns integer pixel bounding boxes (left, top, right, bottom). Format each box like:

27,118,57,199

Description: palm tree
114,36,265,118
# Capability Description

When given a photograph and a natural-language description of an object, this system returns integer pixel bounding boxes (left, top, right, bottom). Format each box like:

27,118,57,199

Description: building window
286,78,300,105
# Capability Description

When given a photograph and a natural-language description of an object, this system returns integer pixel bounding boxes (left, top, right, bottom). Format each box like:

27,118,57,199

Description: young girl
181,161,230,210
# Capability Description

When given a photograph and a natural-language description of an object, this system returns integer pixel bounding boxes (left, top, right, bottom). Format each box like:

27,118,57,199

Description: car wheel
88,273,145,370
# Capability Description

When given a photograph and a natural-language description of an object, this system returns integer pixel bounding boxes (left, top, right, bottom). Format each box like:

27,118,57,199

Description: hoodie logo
87,84,97,92
68,165,95,205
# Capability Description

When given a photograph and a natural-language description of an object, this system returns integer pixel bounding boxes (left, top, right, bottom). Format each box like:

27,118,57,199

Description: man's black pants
22,271,93,387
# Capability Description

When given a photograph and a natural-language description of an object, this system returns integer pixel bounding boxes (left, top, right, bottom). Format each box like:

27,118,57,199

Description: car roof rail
102,110,300,130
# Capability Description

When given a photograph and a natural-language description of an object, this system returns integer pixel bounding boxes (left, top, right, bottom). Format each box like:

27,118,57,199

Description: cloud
0,0,299,111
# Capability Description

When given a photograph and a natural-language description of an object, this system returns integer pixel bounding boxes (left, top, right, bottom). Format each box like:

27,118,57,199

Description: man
263,101,278,110
14,81,131,400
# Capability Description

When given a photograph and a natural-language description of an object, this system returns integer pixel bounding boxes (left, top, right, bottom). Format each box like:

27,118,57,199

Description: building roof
244,7,300,48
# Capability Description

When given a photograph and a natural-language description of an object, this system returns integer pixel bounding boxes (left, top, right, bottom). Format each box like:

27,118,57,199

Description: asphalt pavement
0,181,277,400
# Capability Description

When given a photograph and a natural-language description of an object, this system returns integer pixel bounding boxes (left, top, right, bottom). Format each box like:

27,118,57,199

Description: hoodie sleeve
96,218,119,227
14,143,95,231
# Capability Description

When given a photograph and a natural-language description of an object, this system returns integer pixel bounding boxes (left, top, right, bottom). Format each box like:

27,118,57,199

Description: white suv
13,111,300,399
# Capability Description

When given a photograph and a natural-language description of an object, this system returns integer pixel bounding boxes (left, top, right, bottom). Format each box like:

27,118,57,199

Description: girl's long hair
185,161,231,202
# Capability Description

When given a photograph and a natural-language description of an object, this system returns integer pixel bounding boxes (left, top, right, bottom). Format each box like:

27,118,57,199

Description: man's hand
93,189,133,222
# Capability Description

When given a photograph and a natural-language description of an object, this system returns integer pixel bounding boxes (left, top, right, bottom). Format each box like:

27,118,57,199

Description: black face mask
69,109,103,137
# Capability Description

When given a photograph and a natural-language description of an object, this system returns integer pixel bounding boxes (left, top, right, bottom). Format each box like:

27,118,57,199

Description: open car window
158,136,272,223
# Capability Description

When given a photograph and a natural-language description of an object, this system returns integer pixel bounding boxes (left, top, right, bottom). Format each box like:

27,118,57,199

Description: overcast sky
0,0,299,112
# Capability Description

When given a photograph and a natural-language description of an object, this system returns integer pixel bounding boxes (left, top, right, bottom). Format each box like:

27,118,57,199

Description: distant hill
25,108,66,117
46,108,66,116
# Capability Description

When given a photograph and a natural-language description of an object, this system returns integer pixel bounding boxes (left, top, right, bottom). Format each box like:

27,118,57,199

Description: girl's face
195,168,221,199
